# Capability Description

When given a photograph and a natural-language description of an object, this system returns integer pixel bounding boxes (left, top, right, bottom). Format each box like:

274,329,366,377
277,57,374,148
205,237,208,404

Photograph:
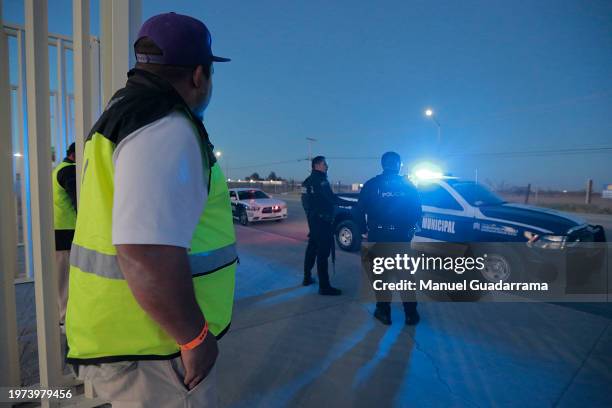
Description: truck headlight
528,234,567,250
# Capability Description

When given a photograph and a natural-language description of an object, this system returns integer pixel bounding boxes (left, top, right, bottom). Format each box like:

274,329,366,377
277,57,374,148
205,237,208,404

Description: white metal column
89,37,101,123
128,0,142,68
101,0,141,104
56,38,68,164
24,2,63,407
0,0,21,388
73,0,91,200
100,0,112,105
17,28,33,280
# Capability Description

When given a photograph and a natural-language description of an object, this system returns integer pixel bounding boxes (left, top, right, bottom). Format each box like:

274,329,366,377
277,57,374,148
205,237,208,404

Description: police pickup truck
334,178,606,283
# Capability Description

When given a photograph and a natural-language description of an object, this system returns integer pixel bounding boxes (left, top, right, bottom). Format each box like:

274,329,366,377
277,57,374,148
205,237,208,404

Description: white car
229,188,288,225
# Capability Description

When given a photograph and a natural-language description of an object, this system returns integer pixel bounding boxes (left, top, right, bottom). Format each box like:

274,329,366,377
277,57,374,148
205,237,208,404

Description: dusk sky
4,0,612,190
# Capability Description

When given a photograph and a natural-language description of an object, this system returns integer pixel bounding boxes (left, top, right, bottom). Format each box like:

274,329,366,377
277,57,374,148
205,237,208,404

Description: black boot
303,275,316,286
374,307,391,325
405,310,420,326
403,302,419,326
316,264,339,295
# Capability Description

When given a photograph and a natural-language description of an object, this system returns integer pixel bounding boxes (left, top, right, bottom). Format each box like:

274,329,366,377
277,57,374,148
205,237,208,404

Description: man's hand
181,334,219,390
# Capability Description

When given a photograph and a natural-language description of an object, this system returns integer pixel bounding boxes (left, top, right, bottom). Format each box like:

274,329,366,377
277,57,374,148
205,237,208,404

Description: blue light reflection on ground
230,319,376,408
256,286,313,308
352,316,404,389
391,306,584,407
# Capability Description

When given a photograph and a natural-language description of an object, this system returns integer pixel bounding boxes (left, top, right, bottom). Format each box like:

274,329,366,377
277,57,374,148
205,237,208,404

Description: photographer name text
373,279,549,292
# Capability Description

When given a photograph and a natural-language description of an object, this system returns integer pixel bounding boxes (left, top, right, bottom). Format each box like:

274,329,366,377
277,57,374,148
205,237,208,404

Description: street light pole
215,150,229,179
434,117,441,151
425,108,442,153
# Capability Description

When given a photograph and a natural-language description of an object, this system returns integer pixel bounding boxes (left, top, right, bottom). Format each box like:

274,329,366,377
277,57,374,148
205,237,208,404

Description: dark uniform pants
304,214,334,289
368,228,418,318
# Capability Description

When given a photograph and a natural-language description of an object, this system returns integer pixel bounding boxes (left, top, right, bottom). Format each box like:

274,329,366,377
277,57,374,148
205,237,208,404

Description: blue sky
3,0,612,189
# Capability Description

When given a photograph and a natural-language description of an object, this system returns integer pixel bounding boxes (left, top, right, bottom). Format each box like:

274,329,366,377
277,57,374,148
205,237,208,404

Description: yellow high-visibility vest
52,160,77,230
66,94,236,364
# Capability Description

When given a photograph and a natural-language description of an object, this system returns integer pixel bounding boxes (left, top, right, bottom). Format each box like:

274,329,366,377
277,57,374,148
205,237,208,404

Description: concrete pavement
216,224,612,408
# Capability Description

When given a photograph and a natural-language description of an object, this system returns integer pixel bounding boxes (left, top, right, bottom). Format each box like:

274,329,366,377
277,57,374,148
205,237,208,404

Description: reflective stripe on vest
70,243,238,280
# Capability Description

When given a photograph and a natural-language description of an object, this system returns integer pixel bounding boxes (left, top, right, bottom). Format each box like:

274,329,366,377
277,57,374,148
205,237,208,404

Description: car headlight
246,205,260,211
525,232,567,250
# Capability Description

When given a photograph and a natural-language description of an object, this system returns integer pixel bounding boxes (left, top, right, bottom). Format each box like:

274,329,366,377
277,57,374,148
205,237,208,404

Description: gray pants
78,357,218,407
55,250,70,325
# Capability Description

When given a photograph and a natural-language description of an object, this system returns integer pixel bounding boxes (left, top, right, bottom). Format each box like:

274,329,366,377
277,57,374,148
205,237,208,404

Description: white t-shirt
112,111,208,248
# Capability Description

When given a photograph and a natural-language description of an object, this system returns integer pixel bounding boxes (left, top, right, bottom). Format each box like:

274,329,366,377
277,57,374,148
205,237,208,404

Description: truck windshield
238,190,269,200
452,182,505,206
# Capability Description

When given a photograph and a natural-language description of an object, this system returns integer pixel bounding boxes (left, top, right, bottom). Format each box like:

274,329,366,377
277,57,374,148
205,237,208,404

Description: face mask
193,108,204,121
192,98,207,121
192,91,211,121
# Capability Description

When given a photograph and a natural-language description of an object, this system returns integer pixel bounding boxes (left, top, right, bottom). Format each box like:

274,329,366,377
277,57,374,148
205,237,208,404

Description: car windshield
452,182,505,206
237,190,269,200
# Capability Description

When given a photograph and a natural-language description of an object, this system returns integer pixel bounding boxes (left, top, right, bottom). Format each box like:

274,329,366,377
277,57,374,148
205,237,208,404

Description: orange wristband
179,322,209,351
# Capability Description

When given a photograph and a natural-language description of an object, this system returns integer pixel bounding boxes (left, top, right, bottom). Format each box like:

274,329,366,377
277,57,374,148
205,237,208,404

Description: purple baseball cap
135,12,230,66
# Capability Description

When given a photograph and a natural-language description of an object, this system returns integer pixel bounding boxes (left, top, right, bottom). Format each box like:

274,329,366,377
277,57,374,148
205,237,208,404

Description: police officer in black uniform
358,151,422,325
302,156,351,295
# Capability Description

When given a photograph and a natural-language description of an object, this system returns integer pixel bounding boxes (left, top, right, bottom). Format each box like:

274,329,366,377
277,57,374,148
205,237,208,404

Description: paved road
244,194,309,242
13,195,611,405
13,223,611,406
216,225,612,407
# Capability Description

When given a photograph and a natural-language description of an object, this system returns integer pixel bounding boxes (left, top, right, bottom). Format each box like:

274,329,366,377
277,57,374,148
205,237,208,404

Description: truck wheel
336,220,361,252
239,210,249,226
470,244,525,283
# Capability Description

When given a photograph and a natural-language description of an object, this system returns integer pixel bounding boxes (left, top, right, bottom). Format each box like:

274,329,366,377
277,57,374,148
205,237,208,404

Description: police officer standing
302,156,351,295
358,152,422,325
52,142,77,328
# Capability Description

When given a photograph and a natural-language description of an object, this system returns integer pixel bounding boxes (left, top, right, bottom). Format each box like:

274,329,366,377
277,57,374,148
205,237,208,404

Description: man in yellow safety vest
51,142,76,328
65,13,236,407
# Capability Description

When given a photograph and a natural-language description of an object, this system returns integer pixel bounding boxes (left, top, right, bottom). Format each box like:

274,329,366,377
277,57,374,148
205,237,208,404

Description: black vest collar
89,69,217,169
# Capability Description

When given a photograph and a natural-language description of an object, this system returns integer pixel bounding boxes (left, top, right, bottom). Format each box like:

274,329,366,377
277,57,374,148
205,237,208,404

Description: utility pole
585,179,593,204
524,183,531,204
306,137,317,163
306,137,317,172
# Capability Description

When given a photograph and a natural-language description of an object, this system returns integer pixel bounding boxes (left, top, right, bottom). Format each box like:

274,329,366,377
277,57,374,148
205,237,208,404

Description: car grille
262,206,282,214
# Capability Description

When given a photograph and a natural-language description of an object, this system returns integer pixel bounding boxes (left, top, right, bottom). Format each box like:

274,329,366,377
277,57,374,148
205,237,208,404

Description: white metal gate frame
1,1,141,406
3,22,102,281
